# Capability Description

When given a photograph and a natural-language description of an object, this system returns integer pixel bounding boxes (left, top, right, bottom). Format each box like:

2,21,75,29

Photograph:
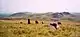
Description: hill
1,12,80,21
9,12,53,20
7,12,75,20
0,12,12,17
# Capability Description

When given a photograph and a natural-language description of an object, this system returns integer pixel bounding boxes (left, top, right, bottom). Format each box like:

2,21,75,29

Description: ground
0,20,80,37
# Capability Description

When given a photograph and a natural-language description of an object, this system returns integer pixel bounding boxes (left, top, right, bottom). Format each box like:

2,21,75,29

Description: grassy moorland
0,20,80,37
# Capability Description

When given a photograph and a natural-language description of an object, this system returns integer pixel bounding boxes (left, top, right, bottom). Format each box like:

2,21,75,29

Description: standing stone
42,22,44,24
35,20,38,24
28,19,31,24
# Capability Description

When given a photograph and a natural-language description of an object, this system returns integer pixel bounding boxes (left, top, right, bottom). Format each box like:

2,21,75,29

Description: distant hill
1,12,80,21
9,12,73,20
9,12,53,20
10,12,72,18
71,13,80,20
9,12,34,19
0,12,12,17
51,12,74,18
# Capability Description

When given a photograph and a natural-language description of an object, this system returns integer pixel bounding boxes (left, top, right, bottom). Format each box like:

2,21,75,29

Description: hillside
1,12,80,21
0,20,80,37
9,12,53,20
0,12,80,37
0,12,12,17
9,12,73,18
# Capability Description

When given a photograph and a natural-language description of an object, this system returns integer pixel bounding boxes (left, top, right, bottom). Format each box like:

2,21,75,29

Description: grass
0,20,80,37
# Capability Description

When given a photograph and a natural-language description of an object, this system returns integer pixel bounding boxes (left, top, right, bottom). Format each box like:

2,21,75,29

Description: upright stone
28,19,31,24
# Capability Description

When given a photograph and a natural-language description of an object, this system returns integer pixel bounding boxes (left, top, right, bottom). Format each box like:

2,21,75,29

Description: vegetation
0,12,80,37
0,20,80,37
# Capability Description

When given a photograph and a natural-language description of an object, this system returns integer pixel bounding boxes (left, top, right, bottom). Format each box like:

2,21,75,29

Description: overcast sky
0,0,80,13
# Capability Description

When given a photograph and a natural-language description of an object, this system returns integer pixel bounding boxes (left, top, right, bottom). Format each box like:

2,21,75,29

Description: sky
0,0,80,13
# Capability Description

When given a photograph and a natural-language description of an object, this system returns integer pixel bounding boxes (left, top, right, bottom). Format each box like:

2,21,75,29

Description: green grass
0,20,80,37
